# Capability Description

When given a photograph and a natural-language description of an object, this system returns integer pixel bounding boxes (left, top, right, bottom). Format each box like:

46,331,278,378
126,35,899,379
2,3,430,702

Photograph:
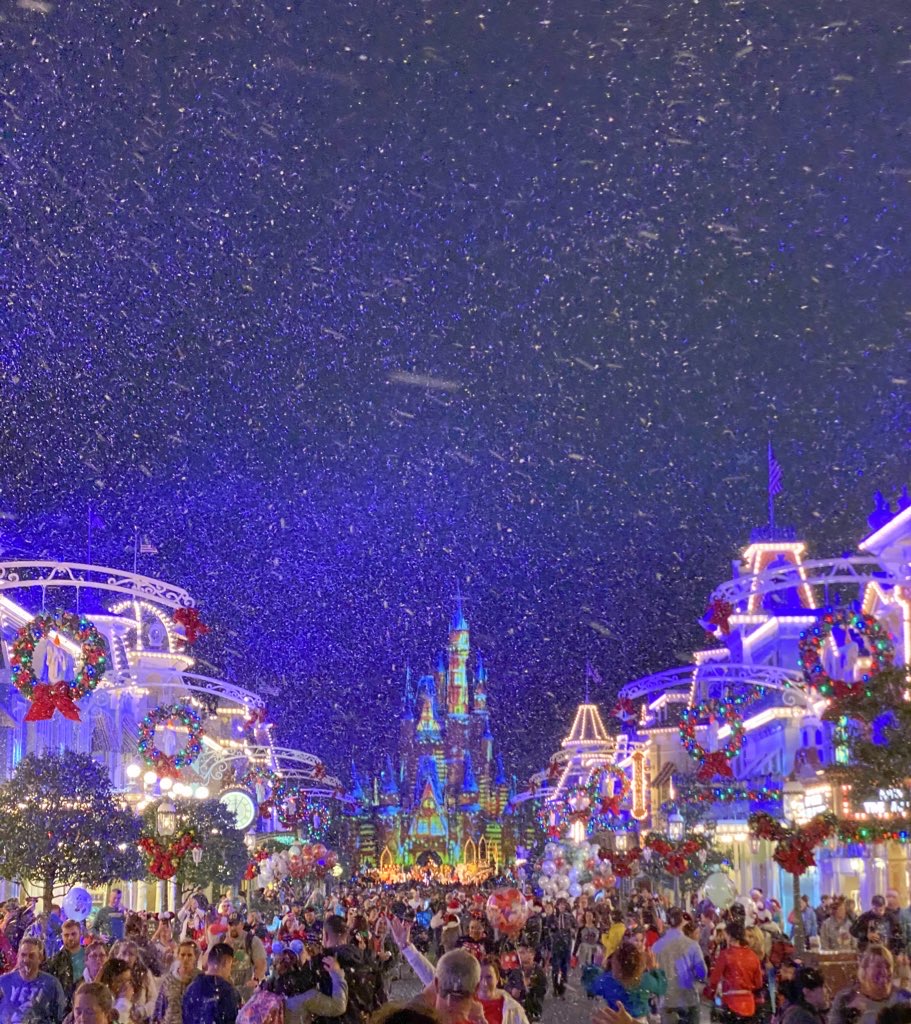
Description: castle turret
380,754,400,807
460,751,480,812
473,652,488,714
350,761,367,805
447,596,470,718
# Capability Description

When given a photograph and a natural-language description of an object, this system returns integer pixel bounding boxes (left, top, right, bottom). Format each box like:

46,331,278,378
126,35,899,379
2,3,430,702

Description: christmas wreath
138,702,203,778
535,803,567,840
586,766,631,817
241,707,269,744
748,811,836,876
242,761,276,792
10,612,108,722
799,608,894,698
139,831,197,880
679,703,745,781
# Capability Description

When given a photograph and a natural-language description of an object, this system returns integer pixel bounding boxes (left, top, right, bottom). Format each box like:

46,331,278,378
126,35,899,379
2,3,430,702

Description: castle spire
473,652,488,714
402,661,415,720
381,754,400,805
349,761,366,804
451,581,469,632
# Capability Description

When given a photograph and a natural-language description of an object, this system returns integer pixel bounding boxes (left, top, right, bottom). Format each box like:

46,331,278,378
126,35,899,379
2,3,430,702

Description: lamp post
667,812,685,907
783,777,808,954
155,799,177,913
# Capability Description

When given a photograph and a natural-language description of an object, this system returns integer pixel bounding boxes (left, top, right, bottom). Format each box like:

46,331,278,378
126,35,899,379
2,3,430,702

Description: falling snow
0,0,909,778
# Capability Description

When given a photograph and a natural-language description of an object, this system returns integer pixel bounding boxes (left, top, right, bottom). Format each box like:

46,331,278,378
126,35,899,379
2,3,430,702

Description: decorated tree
0,753,143,909
141,798,247,896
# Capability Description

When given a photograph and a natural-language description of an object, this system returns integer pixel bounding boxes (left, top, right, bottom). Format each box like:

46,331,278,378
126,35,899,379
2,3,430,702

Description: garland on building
598,845,641,878
10,612,109,722
679,703,745,781
748,812,836,876
798,608,894,698
138,703,204,778
667,775,782,809
139,831,197,880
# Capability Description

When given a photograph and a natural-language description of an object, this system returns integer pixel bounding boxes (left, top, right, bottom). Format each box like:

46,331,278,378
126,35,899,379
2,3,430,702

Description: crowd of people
3,880,911,1024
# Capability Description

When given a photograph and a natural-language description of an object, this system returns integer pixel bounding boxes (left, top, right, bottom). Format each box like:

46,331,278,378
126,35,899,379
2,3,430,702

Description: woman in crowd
110,939,159,1020
98,956,136,1023
821,897,857,952
586,940,667,1019
574,910,603,969
71,981,117,1024
83,942,109,984
476,958,530,1024
705,920,764,1024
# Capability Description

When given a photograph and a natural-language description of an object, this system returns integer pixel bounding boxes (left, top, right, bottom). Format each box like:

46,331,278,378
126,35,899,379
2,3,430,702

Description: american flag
768,442,783,497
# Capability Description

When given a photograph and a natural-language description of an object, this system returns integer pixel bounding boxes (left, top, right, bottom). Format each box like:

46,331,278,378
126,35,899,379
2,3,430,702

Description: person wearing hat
223,912,267,996
852,896,904,953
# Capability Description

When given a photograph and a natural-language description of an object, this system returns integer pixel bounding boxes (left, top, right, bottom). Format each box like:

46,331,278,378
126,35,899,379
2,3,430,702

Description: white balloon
702,871,737,910
62,887,93,923
541,860,556,878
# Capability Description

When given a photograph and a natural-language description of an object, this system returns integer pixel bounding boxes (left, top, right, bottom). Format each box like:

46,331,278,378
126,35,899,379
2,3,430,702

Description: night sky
1,0,909,782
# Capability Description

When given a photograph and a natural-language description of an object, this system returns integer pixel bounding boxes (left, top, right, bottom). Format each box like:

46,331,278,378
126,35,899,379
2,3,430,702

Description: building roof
562,702,612,747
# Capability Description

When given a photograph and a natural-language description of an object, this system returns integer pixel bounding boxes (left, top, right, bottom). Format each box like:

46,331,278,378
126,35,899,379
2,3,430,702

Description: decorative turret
460,751,480,811
350,762,367,804
402,662,415,721
380,754,400,806
494,752,508,788
416,676,443,743
473,652,488,714
447,597,470,718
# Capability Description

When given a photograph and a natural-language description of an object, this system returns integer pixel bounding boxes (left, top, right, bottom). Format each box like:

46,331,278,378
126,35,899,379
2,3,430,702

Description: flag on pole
88,508,105,531
768,442,783,497
139,536,159,555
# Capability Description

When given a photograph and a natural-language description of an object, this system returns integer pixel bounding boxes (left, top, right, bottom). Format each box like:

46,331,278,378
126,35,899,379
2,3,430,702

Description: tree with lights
141,798,247,896
0,753,143,910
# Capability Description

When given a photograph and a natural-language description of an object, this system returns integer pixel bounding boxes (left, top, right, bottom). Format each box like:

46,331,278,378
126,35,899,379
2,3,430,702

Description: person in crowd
476,958,529,1024
791,896,819,945
316,913,384,1023
221,913,267,998
98,956,136,1024
429,949,483,1024
260,947,348,1024
830,945,911,1024
0,936,67,1024
778,966,828,1024
456,918,494,962
301,907,323,945
653,907,707,1024
177,895,208,944
70,981,117,1024
547,898,575,998
852,898,904,953
110,939,159,1020
586,940,667,1018
47,919,87,1011
92,891,128,944
816,897,833,931
704,920,763,1023
151,915,177,969
822,897,858,952
82,943,109,985
574,910,603,969
182,944,240,1024
152,939,200,1024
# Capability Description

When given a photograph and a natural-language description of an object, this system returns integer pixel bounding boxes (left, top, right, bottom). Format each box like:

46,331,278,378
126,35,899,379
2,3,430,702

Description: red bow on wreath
173,607,210,645
698,751,734,781
707,599,734,635
24,682,82,723
613,698,635,720
313,763,327,781
547,826,563,840
600,795,623,816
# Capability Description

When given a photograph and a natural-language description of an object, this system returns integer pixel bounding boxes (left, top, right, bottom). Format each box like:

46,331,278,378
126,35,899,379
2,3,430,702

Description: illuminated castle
344,601,515,875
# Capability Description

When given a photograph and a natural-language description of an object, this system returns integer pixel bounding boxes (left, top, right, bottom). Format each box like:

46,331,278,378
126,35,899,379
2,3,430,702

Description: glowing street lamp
156,799,177,837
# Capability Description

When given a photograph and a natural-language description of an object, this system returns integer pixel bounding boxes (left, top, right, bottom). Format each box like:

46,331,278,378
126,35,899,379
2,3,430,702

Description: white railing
711,556,905,609
0,561,195,610
97,669,266,710
619,663,810,706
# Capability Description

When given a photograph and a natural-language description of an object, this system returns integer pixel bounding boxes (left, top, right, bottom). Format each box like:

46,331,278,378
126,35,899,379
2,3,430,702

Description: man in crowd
301,906,323,945
432,949,483,1024
548,897,575,998
182,943,239,1024
224,912,267,997
0,936,66,1024
315,913,383,1024
851,895,903,952
653,907,707,1024
92,889,128,943
46,919,85,1011
153,939,200,1024
455,917,494,961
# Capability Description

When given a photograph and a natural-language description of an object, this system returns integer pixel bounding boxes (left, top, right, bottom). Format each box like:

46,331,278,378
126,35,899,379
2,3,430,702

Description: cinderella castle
343,601,517,876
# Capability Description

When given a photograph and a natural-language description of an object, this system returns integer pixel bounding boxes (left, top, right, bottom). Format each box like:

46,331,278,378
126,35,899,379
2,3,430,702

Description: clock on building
218,789,257,831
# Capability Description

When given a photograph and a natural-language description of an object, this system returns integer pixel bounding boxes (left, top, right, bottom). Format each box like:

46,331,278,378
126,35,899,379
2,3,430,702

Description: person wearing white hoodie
476,958,530,1024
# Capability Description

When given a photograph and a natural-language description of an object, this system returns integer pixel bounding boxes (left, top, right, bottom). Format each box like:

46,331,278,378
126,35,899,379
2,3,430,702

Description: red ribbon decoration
707,599,734,635
666,854,688,876
697,751,734,781
173,607,210,645
24,682,82,722
600,795,623,816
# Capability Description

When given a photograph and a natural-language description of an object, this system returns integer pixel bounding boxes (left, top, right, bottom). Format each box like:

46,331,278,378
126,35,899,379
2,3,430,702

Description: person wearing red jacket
704,921,763,1022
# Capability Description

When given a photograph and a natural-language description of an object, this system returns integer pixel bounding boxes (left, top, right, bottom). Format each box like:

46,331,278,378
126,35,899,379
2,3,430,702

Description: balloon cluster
536,840,617,899
256,843,339,886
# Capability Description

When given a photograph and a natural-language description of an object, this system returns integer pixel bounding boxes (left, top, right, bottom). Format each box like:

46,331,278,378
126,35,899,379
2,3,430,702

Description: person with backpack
312,914,384,1024
224,914,267,1000
243,949,348,1024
